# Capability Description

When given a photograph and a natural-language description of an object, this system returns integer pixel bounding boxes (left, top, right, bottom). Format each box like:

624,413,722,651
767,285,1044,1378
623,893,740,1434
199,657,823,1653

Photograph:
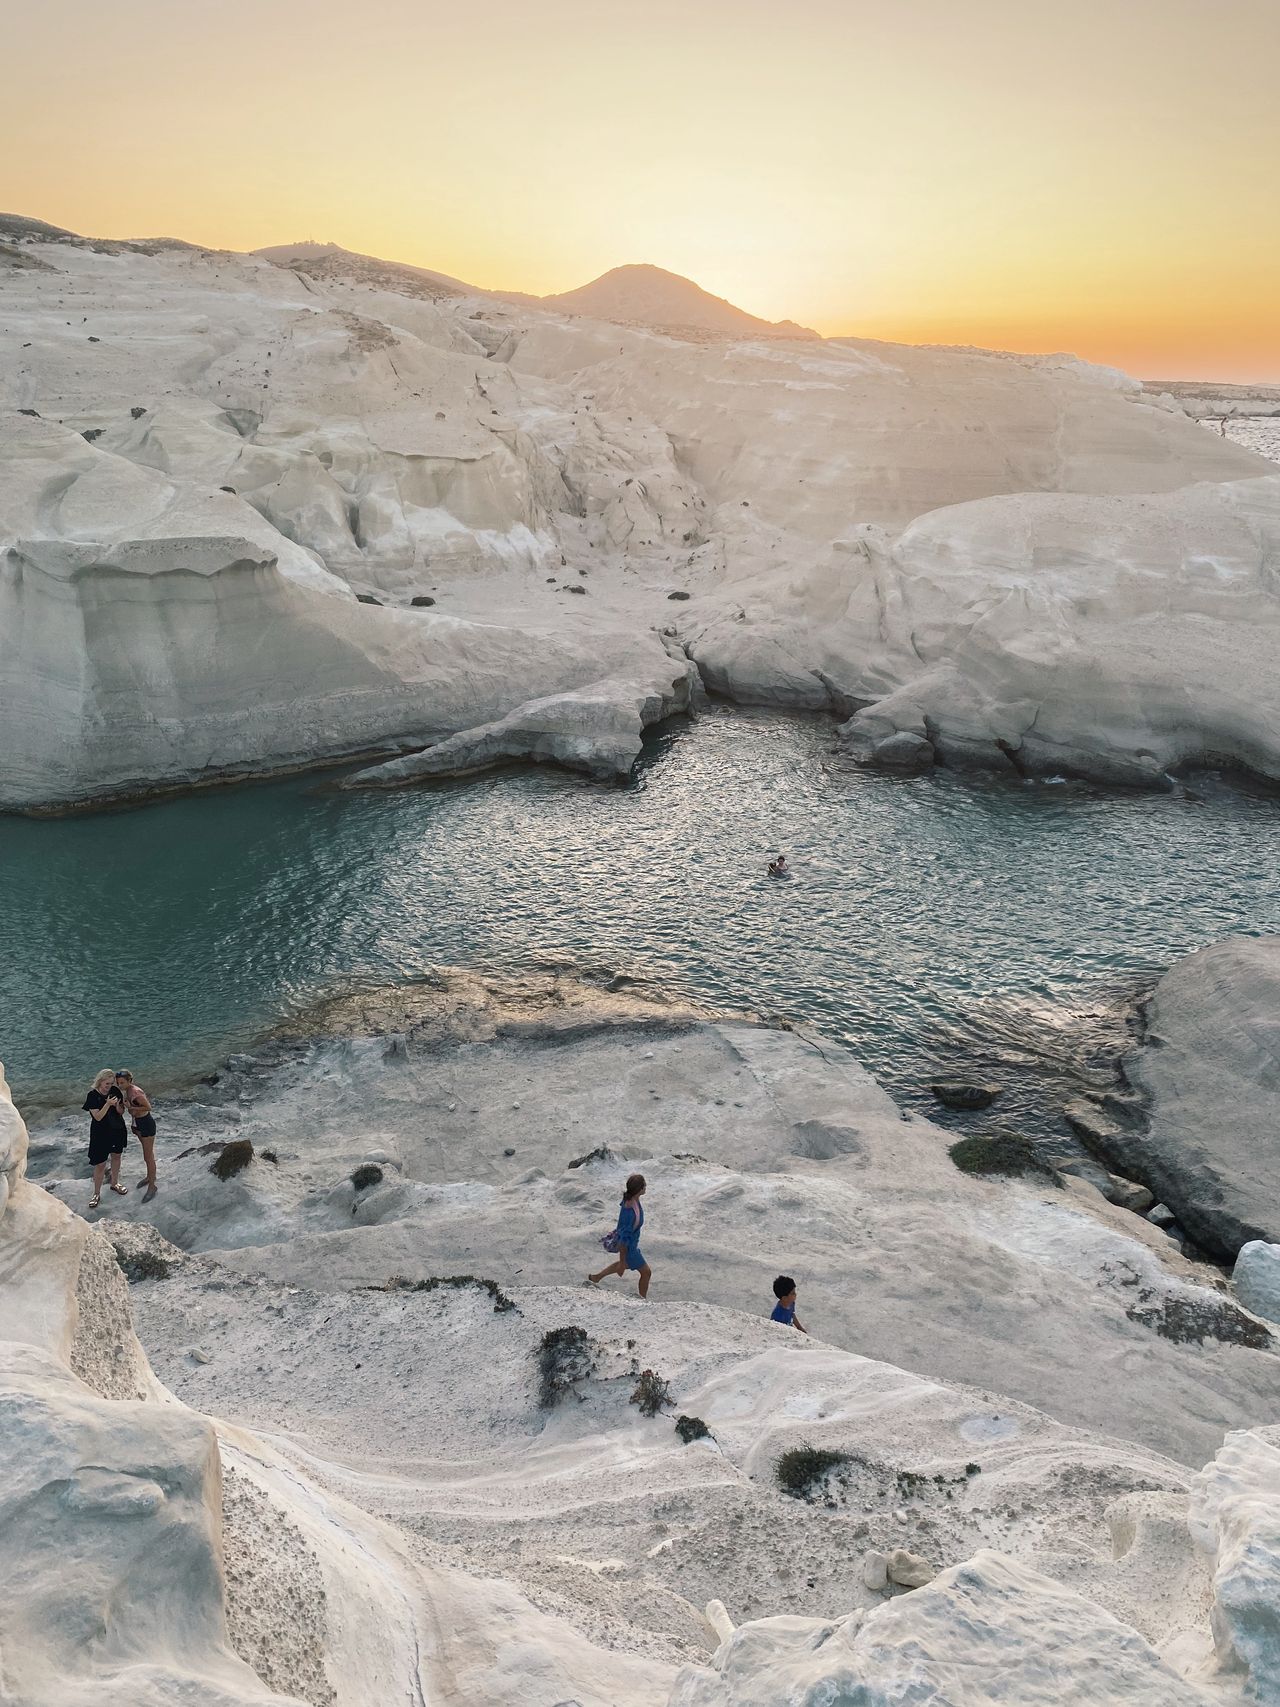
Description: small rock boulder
355,593,383,605
1062,1098,1125,1146
410,594,435,606
931,1082,1001,1111
1104,1174,1155,1214
886,1548,935,1589
667,589,692,601
874,731,934,771
1148,1203,1179,1230
862,1549,889,1591
1233,1241,1280,1325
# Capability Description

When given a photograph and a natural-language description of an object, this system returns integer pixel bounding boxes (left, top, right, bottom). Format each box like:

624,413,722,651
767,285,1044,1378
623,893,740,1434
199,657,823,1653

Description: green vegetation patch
115,1249,172,1283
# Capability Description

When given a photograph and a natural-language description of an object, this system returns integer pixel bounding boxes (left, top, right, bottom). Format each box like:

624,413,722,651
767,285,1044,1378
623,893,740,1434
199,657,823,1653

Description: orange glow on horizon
7,0,1278,384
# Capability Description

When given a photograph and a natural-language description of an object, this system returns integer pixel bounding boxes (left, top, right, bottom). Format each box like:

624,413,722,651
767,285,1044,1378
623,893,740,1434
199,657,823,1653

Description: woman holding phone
83,1068,129,1208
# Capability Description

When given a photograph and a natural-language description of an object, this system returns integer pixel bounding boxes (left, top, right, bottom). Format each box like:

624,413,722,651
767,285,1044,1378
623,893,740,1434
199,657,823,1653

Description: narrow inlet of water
2,708,1277,1141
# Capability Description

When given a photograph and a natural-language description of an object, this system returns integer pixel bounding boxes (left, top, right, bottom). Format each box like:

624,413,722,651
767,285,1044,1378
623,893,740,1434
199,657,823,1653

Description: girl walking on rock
589,1173,652,1299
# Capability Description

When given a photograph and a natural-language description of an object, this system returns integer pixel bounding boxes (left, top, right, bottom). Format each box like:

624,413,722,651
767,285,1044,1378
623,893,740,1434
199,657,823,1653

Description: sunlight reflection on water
1,707,1277,1139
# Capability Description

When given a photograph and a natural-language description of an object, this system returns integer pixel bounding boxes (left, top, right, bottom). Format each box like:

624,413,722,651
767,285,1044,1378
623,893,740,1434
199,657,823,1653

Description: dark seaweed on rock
948,1132,1059,1185
775,1444,852,1499
537,1325,594,1407
567,1145,614,1169
115,1248,172,1282
1126,1293,1271,1350
630,1368,672,1417
210,1139,254,1180
377,1274,517,1314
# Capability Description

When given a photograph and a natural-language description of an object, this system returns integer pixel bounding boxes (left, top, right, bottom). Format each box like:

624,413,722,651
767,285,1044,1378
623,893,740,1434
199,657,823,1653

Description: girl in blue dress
589,1173,652,1298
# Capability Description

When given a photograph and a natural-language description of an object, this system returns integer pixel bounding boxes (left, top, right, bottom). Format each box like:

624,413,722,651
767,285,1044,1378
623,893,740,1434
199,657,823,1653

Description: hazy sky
8,0,1279,379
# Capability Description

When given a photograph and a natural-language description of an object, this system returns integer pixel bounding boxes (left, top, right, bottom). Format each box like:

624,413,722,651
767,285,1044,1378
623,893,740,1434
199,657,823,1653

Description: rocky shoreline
7,961,1280,1704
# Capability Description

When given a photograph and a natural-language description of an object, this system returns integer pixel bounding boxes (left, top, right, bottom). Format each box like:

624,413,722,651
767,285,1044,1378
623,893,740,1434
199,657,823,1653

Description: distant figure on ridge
767,853,789,878
771,1274,807,1333
83,1068,129,1208
117,1069,158,1203
589,1172,652,1299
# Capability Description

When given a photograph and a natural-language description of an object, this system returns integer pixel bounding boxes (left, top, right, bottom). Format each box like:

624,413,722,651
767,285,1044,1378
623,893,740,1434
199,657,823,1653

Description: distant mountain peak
541,263,816,339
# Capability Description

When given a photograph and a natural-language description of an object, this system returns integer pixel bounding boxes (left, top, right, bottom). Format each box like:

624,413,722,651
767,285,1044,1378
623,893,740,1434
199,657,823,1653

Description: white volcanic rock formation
252,240,478,298
684,475,1280,784
342,664,693,786
0,1063,685,1706
539,263,815,338
0,414,690,807
1114,937,1280,1260
15,992,1280,1705
0,1063,299,1706
671,1552,1216,1706
507,319,1266,535
31,977,1280,1468
3,222,1277,801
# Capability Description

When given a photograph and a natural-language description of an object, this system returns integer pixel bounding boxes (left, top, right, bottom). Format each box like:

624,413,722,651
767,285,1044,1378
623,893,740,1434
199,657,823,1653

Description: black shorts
88,1130,127,1166
133,1116,157,1140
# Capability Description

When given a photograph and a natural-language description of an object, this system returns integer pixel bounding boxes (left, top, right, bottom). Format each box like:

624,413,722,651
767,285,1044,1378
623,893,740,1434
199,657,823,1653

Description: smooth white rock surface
1189,1426,1280,1699
3,234,1276,804
668,1551,1217,1706
1235,1243,1280,1327
689,477,1280,784
1124,936,1280,1259
32,978,1280,1468
342,657,694,786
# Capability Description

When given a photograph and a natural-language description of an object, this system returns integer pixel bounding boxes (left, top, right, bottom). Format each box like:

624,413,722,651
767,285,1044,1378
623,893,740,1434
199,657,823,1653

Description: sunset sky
8,0,1279,380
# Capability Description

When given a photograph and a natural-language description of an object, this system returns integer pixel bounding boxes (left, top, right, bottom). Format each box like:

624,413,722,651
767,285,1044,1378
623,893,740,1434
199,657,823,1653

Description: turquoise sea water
1,708,1277,1135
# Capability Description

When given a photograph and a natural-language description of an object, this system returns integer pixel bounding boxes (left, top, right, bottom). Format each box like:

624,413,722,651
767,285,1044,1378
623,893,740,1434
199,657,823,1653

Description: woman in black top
83,1068,129,1208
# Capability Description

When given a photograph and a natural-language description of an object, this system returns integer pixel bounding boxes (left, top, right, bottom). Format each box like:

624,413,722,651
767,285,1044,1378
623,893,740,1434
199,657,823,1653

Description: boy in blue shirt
771,1274,807,1334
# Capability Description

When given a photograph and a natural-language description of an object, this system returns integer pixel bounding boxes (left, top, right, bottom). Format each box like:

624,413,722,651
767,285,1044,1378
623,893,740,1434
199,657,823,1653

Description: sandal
88,1195,101,1209
110,1184,129,1196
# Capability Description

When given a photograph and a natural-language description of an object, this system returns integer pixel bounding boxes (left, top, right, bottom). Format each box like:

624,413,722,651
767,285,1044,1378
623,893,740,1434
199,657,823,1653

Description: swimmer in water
767,853,789,877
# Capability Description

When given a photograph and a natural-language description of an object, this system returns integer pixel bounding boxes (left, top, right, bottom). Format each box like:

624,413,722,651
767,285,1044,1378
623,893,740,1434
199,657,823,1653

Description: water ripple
2,707,1278,1142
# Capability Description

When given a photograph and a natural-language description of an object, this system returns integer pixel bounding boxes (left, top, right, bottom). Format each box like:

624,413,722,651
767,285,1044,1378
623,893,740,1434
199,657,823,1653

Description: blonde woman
83,1069,129,1209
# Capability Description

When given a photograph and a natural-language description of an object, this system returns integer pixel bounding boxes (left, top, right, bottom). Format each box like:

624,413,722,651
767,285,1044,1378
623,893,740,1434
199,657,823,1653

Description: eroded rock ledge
1112,936,1280,1261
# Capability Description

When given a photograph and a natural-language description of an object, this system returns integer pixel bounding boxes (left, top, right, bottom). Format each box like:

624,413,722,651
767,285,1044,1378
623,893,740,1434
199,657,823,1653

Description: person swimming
767,853,790,878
